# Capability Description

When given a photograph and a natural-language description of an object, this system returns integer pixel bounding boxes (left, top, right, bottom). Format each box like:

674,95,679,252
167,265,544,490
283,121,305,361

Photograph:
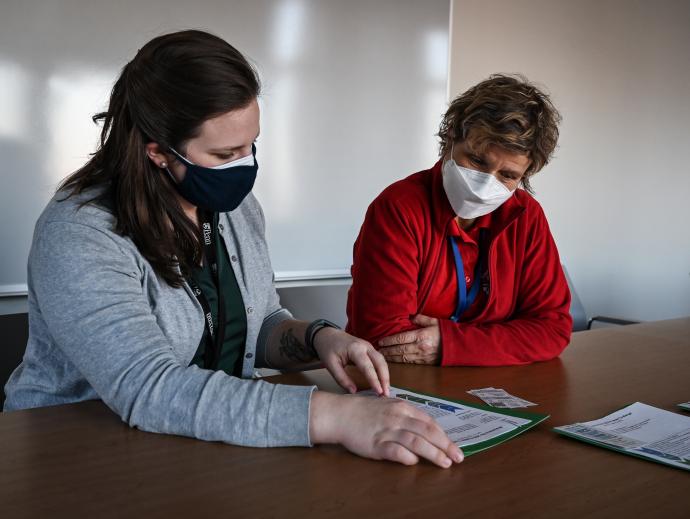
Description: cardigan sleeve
29,219,314,447
250,196,295,367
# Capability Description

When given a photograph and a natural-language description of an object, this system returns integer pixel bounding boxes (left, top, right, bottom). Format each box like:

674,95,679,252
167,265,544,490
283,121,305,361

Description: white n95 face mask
442,157,515,219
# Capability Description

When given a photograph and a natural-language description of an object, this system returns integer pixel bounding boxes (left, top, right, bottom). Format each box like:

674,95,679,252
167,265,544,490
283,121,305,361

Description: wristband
305,319,341,357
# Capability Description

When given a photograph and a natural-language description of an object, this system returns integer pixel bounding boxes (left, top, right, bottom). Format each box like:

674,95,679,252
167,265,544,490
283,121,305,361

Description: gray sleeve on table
31,220,314,447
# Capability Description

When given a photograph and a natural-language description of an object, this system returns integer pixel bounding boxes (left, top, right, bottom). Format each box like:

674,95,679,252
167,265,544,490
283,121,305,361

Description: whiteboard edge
1,270,354,296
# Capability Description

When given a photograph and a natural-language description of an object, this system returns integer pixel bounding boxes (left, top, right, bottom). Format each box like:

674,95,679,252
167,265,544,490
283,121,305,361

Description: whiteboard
0,0,449,294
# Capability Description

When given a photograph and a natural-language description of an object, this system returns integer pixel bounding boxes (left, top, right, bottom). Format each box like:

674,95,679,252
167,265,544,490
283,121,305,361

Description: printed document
554,402,690,471
359,386,547,454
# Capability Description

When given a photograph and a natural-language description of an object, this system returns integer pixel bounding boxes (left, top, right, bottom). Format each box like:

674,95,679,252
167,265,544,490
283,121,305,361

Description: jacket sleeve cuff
266,383,317,447
439,318,462,366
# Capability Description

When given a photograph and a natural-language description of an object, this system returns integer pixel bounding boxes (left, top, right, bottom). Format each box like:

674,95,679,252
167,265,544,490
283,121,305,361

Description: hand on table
309,391,464,468
313,327,390,397
378,315,441,365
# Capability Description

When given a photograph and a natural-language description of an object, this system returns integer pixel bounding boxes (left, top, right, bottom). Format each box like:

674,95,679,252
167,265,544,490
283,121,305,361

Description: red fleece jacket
346,160,572,366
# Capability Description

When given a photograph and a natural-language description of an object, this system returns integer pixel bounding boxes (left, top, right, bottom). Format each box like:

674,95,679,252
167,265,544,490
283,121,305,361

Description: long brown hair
60,30,260,287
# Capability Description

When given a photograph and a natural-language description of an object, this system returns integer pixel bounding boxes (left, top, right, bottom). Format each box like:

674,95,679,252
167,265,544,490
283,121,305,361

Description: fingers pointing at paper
313,327,390,397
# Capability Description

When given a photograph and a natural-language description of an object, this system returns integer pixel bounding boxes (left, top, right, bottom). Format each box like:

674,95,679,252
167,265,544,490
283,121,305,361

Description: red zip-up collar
417,160,527,312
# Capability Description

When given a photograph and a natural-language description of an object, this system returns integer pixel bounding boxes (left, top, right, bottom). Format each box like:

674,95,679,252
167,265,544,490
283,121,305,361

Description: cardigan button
218,223,224,231
247,306,254,314
231,255,238,262
245,352,253,359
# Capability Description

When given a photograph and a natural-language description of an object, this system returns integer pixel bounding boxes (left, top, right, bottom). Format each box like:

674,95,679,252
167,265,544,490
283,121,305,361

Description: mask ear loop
168,147,194,165
157,151,183,186
162,147,193,185
163,166,179,185
448,142,457,165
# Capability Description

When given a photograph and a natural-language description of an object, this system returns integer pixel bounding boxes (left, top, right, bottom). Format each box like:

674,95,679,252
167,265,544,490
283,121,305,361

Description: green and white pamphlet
679,401,690,411
359,386,549,456
554,402,690,472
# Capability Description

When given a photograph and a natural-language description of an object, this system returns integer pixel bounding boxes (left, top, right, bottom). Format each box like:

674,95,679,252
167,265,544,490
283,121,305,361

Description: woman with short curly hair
347,74,572,366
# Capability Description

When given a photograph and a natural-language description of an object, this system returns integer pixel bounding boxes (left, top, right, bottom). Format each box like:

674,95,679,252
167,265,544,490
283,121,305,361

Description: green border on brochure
678,402,690,412
394,385,550,457
552,403,690,472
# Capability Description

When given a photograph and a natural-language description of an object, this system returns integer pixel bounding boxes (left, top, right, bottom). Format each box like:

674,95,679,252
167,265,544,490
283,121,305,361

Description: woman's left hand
313,328,390,397
378,315,441,365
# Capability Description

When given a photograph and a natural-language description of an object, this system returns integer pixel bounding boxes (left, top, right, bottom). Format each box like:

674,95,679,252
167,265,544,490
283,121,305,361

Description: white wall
450,0,690,321
3,0,690,323
0,0,449,297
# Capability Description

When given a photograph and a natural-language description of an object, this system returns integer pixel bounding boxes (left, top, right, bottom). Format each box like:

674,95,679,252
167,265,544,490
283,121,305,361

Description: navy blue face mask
167,143,258,213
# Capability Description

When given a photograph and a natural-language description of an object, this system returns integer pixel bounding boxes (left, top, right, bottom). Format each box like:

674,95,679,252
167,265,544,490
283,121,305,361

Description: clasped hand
378,314,441,365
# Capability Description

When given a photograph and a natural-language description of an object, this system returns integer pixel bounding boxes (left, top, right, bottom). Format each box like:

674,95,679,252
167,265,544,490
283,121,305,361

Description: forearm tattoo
279,327,318,363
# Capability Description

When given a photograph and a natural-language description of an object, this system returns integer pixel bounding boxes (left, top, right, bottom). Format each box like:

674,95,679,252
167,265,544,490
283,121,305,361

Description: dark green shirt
189,213,248,376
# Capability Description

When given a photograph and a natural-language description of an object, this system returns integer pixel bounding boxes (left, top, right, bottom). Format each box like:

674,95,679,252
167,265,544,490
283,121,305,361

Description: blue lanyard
449,230,486,322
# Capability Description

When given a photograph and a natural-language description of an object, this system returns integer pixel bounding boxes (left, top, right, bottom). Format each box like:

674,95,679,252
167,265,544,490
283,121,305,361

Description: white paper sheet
555,402,690,470
359,386,531,447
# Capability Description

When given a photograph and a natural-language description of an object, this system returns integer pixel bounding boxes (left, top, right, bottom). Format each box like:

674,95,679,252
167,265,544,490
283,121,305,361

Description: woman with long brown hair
3,30,462,468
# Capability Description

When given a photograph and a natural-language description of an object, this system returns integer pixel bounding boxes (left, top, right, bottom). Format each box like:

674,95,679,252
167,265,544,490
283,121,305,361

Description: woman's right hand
309,391,464,468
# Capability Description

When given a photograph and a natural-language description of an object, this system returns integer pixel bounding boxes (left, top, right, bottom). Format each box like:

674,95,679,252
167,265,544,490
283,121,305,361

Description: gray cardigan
3,188,316,447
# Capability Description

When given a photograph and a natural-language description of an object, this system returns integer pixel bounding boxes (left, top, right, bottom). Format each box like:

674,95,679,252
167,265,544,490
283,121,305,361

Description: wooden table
2,319,689,518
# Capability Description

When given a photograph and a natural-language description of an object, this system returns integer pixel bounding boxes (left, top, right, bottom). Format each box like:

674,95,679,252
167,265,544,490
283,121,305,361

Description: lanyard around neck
449,228,487,322
186,211,226,369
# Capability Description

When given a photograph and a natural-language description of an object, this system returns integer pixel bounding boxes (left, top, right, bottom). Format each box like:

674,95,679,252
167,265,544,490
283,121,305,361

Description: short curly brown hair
438,74,561,193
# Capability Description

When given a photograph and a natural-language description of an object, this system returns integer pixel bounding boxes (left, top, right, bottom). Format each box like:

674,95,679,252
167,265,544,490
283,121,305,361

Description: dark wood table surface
2,319,689,518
